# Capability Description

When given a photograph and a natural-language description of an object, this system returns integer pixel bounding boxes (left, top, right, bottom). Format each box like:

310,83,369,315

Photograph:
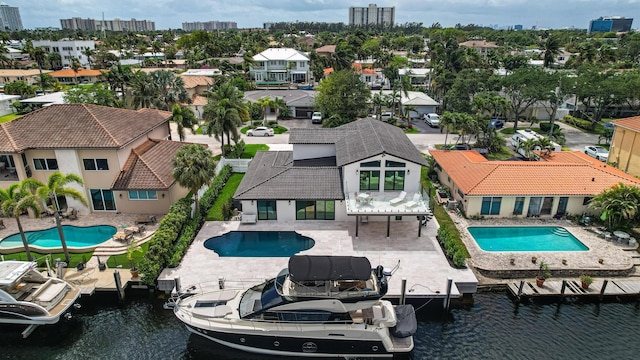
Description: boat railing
179,278,265,295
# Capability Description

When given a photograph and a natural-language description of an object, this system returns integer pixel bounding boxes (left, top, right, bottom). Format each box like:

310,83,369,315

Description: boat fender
380,277,388,296
375,265,384,279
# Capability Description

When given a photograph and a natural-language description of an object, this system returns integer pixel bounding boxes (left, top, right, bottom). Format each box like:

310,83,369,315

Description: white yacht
173,255,417,358
0,260,81,326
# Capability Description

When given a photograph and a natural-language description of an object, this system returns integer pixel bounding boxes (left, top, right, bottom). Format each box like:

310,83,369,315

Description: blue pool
204,231,315,257
0,225,117,250
468,226,589,252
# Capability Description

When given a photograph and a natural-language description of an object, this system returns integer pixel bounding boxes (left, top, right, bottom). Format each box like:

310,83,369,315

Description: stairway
551,227,570,237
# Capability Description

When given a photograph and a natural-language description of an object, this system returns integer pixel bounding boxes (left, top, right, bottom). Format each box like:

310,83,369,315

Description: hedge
563,115,592,131
539,122,560,133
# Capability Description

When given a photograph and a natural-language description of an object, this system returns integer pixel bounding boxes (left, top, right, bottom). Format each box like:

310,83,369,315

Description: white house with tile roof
234,118,431,236
0,104,192,215
250,48,310,84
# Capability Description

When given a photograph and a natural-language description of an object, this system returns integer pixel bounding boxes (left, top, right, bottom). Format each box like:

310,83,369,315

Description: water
468,226,589,252
0,225,117,249
204,231,315,257
1,292,639,359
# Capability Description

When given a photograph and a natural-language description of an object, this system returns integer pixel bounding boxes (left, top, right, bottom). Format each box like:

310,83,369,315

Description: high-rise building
60,17,155,31
32,40,96,69
588,16,633,33
0,3,23,31
349,4,395,27
182,21,237,31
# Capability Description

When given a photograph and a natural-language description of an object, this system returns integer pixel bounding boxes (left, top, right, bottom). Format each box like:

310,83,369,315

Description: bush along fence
137,164,233,285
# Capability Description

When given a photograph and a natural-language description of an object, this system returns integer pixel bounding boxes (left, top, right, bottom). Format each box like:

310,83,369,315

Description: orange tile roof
430,150,640,196
323,67,334,76
0,104,171,152
178,75,214,89
112,139,199,190
612,116,640,132
49,68,104,77
459,40,499,48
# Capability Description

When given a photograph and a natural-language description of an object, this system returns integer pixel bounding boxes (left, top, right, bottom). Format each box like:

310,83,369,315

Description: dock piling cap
383,268,392,276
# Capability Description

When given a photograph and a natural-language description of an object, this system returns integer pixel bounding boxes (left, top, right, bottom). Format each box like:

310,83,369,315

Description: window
83,158,109,171
557,197,569,215
359,170,380,191
128,190,158,200
90,189,116,211
384,170,405,191
257,200,277,220
296,201,335,220
385,160,405,168
583,197,592,206
0,154,15,168
513,197,525,215
360,160,380,168
33,158,58,170
481,197,502,215
540,197,554,215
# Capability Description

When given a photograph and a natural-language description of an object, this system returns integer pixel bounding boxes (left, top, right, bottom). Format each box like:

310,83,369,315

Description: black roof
288,255,372,282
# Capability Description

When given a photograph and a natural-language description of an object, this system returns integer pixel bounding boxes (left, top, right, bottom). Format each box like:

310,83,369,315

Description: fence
214,157,251,173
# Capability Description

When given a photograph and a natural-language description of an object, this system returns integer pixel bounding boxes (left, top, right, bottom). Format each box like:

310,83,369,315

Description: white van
511,129,561,157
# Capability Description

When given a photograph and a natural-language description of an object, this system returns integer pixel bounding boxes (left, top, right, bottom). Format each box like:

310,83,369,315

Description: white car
311,112,322,124
423,113,440,127
246,127,274,137
584,145,609,162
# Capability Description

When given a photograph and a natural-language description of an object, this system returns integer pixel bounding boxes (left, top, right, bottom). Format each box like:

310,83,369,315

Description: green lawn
1,251,94,268
242,144,269,158
0,113,21,123
206,173,245,221
105,242,150,269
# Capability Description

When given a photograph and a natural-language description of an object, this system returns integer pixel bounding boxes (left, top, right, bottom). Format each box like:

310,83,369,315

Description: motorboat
173,255,417,358
0,260,81,326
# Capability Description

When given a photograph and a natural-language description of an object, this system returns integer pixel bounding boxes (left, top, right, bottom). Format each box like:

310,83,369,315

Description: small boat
174,255,417,358
0,260,81,326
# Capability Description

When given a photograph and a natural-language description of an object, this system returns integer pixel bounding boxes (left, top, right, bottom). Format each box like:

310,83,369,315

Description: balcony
345,191,431,216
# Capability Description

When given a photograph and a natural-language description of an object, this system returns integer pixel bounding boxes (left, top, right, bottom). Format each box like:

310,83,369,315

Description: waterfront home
243,89,315,119
234,118,430,235
609,116,640,177
0,104,191,215
48,68,103,85
430,150,640,218
0,69,52,86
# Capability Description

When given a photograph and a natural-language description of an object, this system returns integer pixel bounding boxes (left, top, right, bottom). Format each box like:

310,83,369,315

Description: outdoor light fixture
162,193,165,198
407,169,410,175
119,193,122,198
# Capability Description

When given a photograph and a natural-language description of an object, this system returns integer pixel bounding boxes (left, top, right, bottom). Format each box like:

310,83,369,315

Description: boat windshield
239,276,287,318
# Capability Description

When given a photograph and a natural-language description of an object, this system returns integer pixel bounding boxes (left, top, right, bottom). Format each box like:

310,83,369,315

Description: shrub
539,122,560,133
563,115,592,130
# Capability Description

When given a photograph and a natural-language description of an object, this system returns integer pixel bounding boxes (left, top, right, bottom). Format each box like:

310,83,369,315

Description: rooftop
253,48,309,62
613,116,640,132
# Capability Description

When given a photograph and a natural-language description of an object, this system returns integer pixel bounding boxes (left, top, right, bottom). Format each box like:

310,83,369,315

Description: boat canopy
288,256,372,282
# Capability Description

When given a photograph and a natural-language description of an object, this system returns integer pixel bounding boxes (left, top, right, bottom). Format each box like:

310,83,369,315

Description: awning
288,255,372,281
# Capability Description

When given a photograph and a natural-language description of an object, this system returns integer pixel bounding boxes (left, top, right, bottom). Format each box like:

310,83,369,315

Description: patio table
613,231,630,240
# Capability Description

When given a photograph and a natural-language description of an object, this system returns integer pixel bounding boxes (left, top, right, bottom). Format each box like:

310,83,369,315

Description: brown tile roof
459,40,499,48
49,68,104,77
178,75,214,89
430,150,640,196
0,69,52,77
190,94,208,106
0,104,172,152
112,139,197,190
612,116,640,132
316,45,336,54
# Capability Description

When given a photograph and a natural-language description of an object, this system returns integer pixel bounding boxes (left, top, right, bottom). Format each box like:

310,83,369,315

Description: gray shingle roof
290,118,427,166
234,151,343,200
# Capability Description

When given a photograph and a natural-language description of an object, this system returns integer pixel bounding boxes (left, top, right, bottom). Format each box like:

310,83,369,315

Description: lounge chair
0,219,5,229
389,191,407,206
45,207,56,217
61,207,75,219
405,193,422,209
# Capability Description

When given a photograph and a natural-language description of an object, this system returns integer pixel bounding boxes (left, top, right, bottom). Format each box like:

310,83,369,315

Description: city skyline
19,0,640,31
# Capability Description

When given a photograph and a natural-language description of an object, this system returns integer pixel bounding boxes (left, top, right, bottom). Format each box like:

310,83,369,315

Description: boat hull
185,324,396,358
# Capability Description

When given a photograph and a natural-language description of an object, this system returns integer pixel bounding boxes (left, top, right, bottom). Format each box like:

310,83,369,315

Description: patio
345,191,431,216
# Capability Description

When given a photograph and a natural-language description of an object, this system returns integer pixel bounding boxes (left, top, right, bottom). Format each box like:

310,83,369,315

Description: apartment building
348,4,395,27
32,40,96,69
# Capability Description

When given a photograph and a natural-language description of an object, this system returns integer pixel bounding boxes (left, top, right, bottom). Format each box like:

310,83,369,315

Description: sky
17,0,640,30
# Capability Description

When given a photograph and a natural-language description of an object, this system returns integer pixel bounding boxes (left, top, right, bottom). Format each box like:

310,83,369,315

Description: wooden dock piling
507,278,640,301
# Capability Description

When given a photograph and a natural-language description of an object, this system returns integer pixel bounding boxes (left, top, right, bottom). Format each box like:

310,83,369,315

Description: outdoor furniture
45,207,56,217
0,219,4,229
405,193,422,209
613,231,630,240
389,191,407,206
241,214,257,224
61,207,76,219
357,192,372,206
114,232,133,243
629,237,637,246
135,215,157,225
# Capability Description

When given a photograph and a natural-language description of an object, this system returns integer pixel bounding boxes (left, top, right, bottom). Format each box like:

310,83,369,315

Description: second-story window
83,159,109,171
33,158,58,171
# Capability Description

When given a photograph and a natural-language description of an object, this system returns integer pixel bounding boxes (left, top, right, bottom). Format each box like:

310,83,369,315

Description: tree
130,71,157,109
0,183,43,261
70,57,81,86
32,172,88,264
542,35,562,68
588,183,640,230
314,69,370,125
103,64,133,107
172,104,197,141
149,70,189,110
32,47,47,92
256,96,273,125
81,47,95,69
4,81,36,98
502,66,551,131
64,83,117,107
172,144,217,215
48,52,62,70
203,81,248,155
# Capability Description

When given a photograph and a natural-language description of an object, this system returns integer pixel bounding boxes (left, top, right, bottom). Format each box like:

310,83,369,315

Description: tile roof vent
592,177,595,182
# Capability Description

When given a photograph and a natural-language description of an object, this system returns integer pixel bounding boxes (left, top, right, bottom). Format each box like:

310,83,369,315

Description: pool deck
158,219,479,300
456,215,638,280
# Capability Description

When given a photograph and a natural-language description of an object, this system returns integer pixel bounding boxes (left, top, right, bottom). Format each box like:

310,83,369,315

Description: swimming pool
204,231,315,257
468,226,589,252
0,225,117,252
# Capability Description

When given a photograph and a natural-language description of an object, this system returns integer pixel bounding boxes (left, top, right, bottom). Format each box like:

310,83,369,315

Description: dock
507,279,640,301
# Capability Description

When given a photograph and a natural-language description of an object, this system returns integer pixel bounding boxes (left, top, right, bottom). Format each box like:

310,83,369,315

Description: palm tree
542,35,562,68
537,137,555,157
70,57,81,86
272,97,287,125
172,144,217,216
82,47,95,69
172,104,197,141
130,71,157,109
0,183,43,261
516,138,539,161
32,172,88,264
48,52,62,70
32,47,47,93
588,183,640,230
256,96,272,125
149,70,189,110
203,101,243,156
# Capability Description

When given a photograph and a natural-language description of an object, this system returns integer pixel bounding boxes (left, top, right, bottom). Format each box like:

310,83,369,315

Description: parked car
584,145,609,162
247,127,274,137
489,119,505,129
379,112,393,121
423,113,440,127
601,122,615,131
311,112,322,124
442,143,471,150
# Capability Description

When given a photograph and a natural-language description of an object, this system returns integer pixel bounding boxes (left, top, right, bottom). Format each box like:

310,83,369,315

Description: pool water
204,231,315,257
0,225,117,249
468,226,589,252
